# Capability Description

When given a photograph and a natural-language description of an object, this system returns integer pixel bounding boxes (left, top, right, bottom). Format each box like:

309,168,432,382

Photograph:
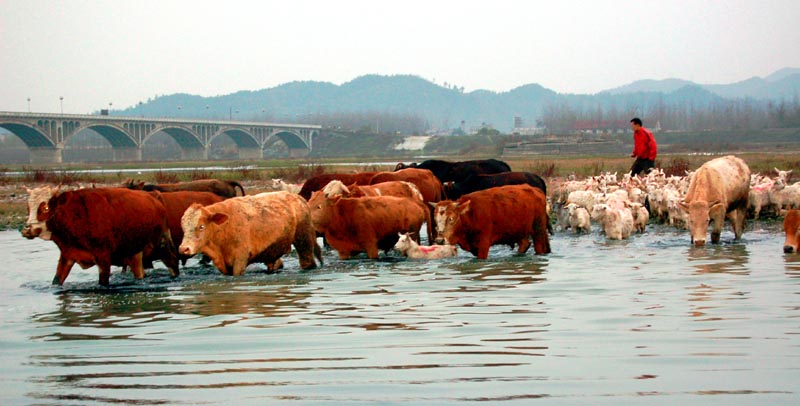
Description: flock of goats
551,160,798,240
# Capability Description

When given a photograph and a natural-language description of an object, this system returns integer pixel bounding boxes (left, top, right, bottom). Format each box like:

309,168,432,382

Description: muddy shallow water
0,223,798,405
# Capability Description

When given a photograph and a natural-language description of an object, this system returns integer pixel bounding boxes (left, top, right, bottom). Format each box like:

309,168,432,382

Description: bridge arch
268,129,309,150
144,126,204,150
210,128,260,149
73,123,137,148
0,121,55,148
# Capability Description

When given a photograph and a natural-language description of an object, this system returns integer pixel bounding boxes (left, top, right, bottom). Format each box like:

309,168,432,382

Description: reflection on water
1,224,798,405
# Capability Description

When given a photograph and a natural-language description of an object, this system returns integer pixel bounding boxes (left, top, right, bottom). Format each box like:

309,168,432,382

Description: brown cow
784,210,800,253
22,184,61,240
123,178,245,198
147,191,223,266
370,168,444,243
179,192,322,276
298,172,377,201
679,155,750,246
432,184,550,259
25,188,179,286
308,191,431,259
321,179,423,200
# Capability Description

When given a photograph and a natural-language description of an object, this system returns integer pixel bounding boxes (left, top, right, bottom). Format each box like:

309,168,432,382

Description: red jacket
632,127,657,160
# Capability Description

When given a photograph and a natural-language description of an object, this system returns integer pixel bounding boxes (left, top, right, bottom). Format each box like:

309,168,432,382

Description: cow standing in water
432,184,550,259
680,155,750,246
308,192,431,260
23,187,179,286
179,192,322,276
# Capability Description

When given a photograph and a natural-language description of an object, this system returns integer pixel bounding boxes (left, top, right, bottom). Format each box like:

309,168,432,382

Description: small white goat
271,178,302,194
393,232,458,259
565,203,591,234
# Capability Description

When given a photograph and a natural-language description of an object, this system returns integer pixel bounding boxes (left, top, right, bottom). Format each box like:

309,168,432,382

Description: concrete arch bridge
0,112,322,163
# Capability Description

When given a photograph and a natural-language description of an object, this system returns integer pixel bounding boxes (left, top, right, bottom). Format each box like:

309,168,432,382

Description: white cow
680,155,750,246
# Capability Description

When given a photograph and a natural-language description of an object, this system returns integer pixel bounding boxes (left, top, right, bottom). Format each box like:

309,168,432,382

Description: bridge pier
29,147,63,164
289,148,309,158
238,147,263,160
181,147,208,161
112,147,142,162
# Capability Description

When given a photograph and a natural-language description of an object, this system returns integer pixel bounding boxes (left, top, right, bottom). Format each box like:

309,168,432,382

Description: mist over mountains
120,68,800,133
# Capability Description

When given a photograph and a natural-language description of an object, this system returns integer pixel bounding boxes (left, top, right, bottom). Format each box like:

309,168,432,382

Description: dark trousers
630,158,655,176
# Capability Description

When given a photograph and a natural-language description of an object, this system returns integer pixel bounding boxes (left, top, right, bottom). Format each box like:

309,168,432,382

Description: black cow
442,171,547,200
394,159,511,184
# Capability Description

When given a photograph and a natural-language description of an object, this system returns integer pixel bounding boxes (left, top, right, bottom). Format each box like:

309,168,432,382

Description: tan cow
680,155,750,246
179,191,322,275
784,210,800,253
308,192,431,259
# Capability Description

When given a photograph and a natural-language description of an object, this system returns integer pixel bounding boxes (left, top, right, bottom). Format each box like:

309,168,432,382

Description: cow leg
126,252,146,279
517,237,531,254
53,254,75,286
265,259,284,273
366,245,380,259
211,257,232,275
231,256,248,276
732,207,746,240
293,229,320,270
158,231,180,278
96,257,113,287
710,226,722,244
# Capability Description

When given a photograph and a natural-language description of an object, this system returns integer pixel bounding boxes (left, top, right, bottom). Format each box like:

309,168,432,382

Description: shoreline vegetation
2,151,798,231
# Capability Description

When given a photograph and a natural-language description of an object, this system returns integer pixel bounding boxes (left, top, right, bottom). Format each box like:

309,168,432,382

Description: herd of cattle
18,156,800,286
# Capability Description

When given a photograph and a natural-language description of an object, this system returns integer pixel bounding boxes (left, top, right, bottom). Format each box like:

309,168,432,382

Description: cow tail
229,180,246,196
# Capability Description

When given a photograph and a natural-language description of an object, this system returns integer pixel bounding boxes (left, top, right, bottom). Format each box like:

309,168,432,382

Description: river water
0,223,798,405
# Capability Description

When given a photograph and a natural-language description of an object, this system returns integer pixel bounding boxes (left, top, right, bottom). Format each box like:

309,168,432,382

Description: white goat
393,233,458,259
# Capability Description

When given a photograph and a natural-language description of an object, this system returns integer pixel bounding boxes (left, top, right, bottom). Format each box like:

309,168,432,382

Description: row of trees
541,95,800,134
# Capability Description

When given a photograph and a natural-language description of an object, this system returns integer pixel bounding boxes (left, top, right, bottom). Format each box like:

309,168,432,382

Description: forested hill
118,70,800,133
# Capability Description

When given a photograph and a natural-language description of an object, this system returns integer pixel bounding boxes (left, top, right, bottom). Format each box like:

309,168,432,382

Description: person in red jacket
629,117,657,176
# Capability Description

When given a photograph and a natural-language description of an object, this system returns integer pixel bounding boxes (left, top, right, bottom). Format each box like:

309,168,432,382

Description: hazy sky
2,0,798,114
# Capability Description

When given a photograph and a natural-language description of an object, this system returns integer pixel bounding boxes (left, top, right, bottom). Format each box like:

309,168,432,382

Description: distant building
514,116,523,129
571,120,630,134
511,126,546,136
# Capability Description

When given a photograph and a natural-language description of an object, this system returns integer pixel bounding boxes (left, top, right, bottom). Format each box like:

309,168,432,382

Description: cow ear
428,201,438,208
458,200,471,214
709,201,723,211
679,201,689,210
210,212,228,225
774,167,780,174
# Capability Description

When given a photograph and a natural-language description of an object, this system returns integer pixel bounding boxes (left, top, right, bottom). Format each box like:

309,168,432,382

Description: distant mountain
119,68,799,132
601,68,800,100
602,78,695,95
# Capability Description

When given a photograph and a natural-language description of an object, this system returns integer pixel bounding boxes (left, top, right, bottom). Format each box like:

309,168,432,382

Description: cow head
308,191,339,233
394,162,416,171
680,200,723,246
784,210,800,253
21,185,61,240
179,203,228,256
431,200,469,244
121,178,146,190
